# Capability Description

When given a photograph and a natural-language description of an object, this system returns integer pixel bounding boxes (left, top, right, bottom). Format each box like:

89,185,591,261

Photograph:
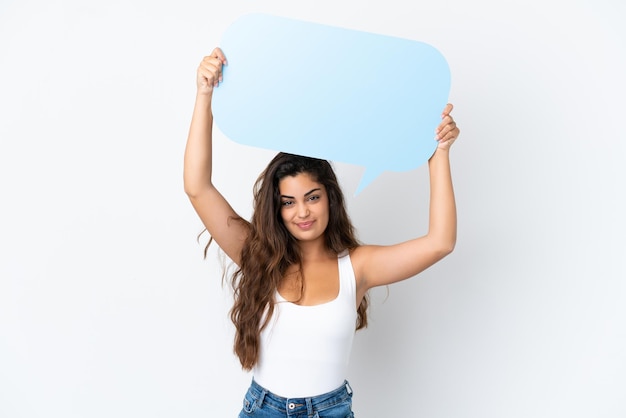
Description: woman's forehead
278,173,324,195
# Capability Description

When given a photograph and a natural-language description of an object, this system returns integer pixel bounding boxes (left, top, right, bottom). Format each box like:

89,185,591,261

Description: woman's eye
308,195,320,202
281,201,294,207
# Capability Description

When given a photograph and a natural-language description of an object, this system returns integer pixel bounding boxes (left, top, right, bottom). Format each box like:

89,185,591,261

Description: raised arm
183,48,248,264
353,104,459,296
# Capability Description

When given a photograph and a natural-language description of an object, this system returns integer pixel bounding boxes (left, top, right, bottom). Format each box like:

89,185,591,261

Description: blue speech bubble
212,14,450,194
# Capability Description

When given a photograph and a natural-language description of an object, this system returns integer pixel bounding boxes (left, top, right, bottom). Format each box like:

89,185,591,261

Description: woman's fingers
197,51,226,91
209,47,227,84
435,104,460,150
436,116,457,138
204,56,222,85
213,47,228,66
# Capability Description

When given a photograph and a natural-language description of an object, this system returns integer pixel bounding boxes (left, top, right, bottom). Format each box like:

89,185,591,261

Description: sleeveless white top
252,252,358,398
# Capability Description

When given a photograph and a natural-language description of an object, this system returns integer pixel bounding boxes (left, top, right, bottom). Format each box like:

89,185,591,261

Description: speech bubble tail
353,169,382,196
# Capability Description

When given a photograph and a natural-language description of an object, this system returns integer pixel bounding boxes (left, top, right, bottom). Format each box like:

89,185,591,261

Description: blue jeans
238,379,354,418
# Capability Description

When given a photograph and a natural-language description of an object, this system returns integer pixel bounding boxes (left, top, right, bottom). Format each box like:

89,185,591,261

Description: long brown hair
228,152,368,370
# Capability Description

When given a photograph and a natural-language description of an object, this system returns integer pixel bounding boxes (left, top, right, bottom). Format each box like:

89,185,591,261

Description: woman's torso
252,251,358,398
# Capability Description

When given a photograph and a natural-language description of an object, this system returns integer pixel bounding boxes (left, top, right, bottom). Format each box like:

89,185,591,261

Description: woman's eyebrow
280,188,321,200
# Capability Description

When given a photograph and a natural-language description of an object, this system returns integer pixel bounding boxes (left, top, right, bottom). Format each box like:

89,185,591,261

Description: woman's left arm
354,104,459,293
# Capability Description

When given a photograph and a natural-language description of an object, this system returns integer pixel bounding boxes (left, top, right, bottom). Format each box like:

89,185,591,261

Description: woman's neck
297,239,334,263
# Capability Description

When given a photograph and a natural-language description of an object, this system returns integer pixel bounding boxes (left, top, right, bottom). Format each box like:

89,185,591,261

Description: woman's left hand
435,103,460,150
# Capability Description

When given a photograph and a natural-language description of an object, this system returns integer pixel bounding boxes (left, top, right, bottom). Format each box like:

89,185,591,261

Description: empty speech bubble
212,13,450,194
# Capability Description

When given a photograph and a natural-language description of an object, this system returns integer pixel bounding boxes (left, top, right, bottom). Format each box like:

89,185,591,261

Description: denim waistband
248,378,353,415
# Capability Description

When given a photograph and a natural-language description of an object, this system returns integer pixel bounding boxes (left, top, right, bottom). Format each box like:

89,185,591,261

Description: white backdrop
1,0,625,417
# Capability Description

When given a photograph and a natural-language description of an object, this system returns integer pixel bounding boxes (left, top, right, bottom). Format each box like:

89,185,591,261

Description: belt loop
306,397,314,417
345,381,353,395
258,389,267,407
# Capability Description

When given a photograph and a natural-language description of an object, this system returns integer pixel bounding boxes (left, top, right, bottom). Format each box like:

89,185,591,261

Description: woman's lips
296,221,314,230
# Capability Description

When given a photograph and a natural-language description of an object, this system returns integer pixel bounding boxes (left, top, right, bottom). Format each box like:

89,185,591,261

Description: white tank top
252,251,358,398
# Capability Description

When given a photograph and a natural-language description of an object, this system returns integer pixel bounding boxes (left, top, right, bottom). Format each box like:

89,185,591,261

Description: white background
1,0,625,417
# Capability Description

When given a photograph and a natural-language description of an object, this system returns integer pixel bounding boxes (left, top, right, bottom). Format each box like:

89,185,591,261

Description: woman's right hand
196,47,227,96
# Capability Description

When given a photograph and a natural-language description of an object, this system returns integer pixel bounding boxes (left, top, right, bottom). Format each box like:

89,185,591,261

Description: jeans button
288,402,295,409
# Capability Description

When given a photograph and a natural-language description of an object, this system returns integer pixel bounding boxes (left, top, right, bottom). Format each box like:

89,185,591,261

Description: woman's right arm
183,48,248,265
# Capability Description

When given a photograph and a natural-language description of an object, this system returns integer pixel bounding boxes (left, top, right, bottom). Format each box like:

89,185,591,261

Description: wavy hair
229,152,368,370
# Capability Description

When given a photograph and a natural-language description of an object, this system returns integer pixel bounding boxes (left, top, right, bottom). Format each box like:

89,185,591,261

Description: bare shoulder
349,245,381,301
349,245,378,279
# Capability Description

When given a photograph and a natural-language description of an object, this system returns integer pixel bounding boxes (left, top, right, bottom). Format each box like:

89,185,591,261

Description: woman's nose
297,204,310,218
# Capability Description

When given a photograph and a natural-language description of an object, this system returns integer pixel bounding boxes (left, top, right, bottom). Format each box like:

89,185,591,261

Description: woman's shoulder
349,244,376,256
347,245,376,270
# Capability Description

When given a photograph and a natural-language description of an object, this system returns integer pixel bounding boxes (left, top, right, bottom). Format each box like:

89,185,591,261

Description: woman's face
278,172,330,243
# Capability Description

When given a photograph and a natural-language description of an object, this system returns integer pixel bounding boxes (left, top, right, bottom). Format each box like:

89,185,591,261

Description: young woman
184,48,460,418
